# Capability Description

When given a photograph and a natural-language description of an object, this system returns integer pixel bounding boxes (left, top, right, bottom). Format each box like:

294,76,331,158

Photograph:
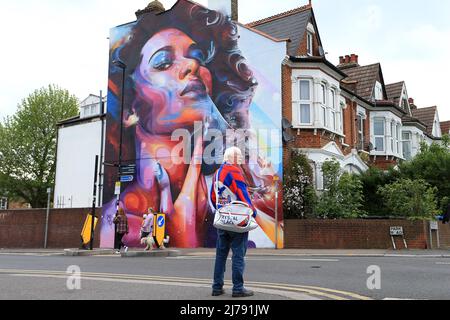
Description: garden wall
285,219,450,250
0,208,101,249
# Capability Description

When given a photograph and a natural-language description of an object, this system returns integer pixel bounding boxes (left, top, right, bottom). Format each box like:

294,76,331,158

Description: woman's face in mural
135,28,214,135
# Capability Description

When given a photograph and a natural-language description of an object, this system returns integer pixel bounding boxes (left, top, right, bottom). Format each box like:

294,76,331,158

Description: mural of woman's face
135,28,214,135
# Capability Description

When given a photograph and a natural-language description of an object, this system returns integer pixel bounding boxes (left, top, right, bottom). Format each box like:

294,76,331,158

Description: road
0,251,449,300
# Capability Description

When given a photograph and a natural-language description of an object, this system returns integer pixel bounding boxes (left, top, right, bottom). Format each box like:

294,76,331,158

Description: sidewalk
1,248,449,258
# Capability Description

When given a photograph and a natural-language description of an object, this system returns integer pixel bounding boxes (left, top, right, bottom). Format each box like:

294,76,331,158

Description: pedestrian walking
210,147,257,298
114,208,129,253
141,209,155,251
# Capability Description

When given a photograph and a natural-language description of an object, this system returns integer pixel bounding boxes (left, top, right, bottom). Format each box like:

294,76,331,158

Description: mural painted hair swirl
112,2,258,131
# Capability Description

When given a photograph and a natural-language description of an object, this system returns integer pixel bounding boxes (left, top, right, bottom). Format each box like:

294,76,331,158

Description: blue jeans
213,229,249,293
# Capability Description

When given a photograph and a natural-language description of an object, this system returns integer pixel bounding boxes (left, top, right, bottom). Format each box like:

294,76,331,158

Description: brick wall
437,222,450,249
285,219,431,249
0,208,101,249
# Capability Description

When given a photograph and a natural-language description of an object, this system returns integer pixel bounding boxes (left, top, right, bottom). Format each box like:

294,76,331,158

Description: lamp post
112,59,126,210
44,187,52,249
112,60,126,250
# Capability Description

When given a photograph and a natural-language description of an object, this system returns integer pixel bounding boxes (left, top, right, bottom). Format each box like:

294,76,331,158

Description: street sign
430,221,438,231
120,175,134,183
390,226,404,236
120,164,136,175
153,213,166,249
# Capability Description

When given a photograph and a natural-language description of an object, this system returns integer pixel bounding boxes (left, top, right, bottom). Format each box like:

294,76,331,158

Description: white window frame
320,83,327,127
330,89,337,132
374,118,385,152
0,197,7,210
307,32,313,56
402,131,412,160
357,113,365,150
390,121,395,153
299,79,313,125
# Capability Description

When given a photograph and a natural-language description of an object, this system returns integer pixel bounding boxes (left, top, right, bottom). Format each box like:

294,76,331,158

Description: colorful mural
101,0,285,249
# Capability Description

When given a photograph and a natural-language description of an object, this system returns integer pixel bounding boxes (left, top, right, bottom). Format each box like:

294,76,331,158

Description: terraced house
248,2,447,188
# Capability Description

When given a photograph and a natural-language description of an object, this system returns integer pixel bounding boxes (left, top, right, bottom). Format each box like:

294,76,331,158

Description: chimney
337,53,360,70
135,0,165,18
208,0,239,21
408,98,414,105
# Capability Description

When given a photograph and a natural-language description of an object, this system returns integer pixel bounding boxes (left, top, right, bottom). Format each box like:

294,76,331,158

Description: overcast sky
0,0,449,121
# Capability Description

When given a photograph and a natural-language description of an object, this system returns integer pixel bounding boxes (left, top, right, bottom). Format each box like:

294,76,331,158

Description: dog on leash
140,236,156,251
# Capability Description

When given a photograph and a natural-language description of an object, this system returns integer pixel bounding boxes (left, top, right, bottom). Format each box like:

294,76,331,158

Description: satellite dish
282,118,293,130
368,142,375,151
283,131,295,143
282,118,294,143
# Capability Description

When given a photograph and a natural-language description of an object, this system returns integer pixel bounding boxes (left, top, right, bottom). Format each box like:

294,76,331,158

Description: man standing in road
211,147,257,298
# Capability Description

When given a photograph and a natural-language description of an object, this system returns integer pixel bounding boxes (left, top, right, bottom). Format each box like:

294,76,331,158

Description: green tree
0,85,79,208
377,179,438,219
283,151,317,219
316,159,366,219
399,137,450,213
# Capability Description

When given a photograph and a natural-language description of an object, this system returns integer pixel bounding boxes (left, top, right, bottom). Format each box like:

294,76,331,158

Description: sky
0,0,449,121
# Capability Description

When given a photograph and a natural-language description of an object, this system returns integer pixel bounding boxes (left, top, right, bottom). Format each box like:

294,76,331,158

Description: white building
53,94,106,208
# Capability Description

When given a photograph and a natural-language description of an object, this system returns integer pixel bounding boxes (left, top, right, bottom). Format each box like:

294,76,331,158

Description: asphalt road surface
0,252,449,300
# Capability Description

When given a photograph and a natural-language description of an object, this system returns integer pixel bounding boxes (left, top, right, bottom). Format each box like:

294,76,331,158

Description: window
330,89,337,131
320,84,326,127
307,32,313,56
396,124,401,155
403,132,412,160
299,80,312,124
357,114,365,150
0,197,7,210
390,122,395,153
374,118,385,152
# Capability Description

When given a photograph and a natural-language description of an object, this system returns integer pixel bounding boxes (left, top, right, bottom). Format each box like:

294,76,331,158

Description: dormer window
307,32,313,56
374,81,383,100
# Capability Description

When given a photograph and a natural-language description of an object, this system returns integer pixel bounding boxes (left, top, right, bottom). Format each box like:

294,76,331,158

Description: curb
121,250,181,258
64,249,117,257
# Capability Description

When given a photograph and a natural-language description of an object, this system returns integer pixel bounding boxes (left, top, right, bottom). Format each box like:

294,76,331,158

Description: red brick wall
437,223,450,249
285,219,430,249
0,208,102,249
370,157,399,170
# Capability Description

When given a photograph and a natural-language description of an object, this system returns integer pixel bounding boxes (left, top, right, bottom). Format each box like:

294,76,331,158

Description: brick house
441,121,450,136
411,106,443,145
248,4,369,190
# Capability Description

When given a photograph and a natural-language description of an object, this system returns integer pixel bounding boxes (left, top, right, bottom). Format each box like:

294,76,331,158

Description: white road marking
167,256,339,262
436,262,450,265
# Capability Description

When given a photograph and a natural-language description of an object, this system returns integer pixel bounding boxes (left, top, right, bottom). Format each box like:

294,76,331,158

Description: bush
316,159,366,219
398,137,450,213
377,179,439,219
283,151,317,219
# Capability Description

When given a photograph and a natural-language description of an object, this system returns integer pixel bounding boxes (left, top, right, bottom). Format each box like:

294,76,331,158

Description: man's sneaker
232,289,254,298
124,246,129,253
212,289,225,297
